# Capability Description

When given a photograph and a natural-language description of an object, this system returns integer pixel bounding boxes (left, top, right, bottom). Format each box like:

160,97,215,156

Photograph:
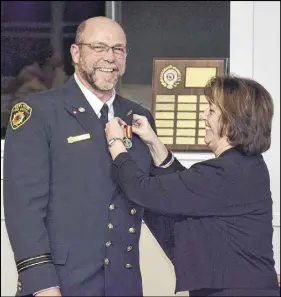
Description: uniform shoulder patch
10,102,32,130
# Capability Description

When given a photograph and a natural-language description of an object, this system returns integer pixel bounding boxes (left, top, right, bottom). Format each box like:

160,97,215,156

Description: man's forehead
83,23,126,44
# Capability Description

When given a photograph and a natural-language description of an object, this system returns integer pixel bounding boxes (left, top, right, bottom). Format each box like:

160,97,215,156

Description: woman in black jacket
105,75,279,296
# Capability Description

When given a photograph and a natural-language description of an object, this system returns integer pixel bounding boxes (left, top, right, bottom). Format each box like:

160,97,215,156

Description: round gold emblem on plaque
160,65,181,89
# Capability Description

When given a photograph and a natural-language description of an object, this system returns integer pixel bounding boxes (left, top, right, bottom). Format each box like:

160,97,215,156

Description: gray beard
80,68,116,91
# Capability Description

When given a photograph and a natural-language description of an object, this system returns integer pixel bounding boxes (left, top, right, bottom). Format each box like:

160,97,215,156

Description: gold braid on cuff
16,253,53,273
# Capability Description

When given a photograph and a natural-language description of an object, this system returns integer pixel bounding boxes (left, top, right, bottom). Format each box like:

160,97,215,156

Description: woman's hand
105,117,126,143
132,114,169,166
132,114,157,145
105,117,127,160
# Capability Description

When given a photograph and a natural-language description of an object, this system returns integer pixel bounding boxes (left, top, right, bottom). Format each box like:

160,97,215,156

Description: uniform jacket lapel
113,95,134,126
62,76,107,145
113,95,127,121
62,76,137,149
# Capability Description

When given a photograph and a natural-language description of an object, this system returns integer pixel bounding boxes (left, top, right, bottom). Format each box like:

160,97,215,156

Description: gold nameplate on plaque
152,58,227,151
67,133,91,144
185,67,217,88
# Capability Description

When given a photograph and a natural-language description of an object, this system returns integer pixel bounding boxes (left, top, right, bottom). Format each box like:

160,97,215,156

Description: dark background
1,1,230,79
1,1,106,77
121,1,230,84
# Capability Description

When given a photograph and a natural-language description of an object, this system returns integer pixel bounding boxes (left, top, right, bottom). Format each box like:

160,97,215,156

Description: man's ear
70,44,80,65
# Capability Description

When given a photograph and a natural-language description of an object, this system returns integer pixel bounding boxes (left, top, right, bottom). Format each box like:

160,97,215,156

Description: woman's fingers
114,117,127,128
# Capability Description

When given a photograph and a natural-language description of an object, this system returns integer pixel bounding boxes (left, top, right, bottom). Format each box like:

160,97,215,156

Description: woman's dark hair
204,74,274,155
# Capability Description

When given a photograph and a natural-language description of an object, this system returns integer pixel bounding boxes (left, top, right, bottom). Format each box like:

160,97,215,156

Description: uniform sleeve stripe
16,253,52,267
17,255,52,271
17,260,53,273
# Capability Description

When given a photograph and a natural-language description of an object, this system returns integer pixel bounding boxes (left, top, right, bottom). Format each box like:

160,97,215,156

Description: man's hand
35,287,62,296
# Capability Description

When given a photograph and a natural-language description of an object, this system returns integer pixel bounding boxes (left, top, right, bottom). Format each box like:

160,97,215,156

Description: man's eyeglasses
76,43,128,57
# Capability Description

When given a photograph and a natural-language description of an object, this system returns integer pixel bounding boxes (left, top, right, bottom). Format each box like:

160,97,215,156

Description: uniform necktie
100,104,109,129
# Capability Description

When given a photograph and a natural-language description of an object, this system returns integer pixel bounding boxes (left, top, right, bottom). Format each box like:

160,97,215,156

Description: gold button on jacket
128,227,136,234
18,281,22,291
104,258,110,265
130,208,137,215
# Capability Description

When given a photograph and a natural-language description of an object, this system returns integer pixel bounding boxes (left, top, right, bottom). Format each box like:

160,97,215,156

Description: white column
252,1,280,274
230,1,254,76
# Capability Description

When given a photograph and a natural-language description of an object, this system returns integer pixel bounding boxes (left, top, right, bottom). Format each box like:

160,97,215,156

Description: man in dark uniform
3,17,169,296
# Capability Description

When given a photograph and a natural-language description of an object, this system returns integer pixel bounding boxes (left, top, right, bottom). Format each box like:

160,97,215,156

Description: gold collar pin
78,107,86,113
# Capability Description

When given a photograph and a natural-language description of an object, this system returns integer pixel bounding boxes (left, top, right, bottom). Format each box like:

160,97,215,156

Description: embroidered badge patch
10,102,32,130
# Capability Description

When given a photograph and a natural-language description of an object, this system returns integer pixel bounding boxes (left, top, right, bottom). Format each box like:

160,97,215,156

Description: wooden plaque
152,58,227,151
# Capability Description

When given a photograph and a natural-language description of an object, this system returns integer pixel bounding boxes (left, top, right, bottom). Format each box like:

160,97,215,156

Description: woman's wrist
145,131,158,146
108,139,127,160
147,136,168,166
